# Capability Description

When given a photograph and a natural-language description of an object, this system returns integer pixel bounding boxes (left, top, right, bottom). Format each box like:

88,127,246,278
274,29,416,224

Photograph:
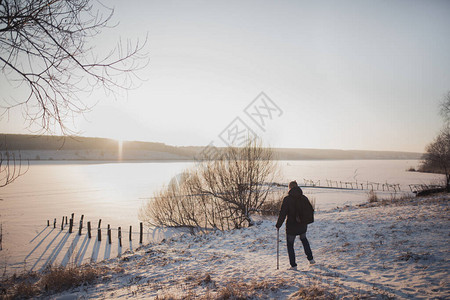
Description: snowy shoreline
3,193,449,299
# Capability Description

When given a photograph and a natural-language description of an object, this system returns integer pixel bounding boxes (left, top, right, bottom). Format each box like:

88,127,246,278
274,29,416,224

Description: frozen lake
0,159,443,275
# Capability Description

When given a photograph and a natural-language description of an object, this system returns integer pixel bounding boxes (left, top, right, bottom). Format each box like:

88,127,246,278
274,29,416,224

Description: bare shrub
0,271,39,299
419,127,450,191
259,198,283,216
0,265,106,298
367,190,378,203
155,293,179,300
197,273,212,286
216,279,286,299
290,284,336,300
259,189,284,216
140,140,279,231
40,265,100,293
216,282,249,299
8,280,39,299
309,196,317,211
139,172,204,232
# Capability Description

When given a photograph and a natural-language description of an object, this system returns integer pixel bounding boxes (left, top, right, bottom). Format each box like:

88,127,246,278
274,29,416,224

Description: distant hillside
0,134,423,161
273,148,423,160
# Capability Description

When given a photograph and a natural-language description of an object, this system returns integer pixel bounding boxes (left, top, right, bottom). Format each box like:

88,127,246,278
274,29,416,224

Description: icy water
0,160,443,275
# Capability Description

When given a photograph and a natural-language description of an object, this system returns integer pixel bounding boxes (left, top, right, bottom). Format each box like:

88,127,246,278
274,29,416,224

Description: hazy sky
1,0,450,152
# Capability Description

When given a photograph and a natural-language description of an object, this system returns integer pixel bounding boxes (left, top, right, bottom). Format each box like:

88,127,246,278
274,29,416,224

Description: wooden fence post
79,215,84,235
97,219,102,241
71,213,74,220
108,224,111,244
129,226,132,241
139,222,143,244
47,220,49,227
118,227,122,247
65,216,68,225
78,219,83,235
87,221,91,239
69,218,73,233
53,218,56,228
61,217,64,230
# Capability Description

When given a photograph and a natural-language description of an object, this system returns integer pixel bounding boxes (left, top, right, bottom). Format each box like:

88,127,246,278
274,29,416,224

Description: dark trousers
286,233,313,267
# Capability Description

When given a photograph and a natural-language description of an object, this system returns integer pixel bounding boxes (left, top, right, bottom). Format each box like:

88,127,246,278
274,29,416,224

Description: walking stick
276,228,279,270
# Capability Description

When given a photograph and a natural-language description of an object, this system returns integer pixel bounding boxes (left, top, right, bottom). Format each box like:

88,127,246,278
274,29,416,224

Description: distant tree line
420,91,450,191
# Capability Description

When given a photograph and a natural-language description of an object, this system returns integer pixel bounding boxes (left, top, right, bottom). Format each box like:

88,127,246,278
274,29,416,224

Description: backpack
295,195,314,224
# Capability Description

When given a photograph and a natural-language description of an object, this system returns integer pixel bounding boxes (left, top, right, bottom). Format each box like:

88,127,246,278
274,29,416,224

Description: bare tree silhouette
0,146,28,188
421,128,450,191
0,0,148,134
140,140,279,231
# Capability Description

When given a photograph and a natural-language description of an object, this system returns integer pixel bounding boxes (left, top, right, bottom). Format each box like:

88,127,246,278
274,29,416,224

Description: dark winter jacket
275,186,308,235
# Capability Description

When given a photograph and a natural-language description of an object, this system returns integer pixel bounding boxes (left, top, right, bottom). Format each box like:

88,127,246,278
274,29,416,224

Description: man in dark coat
276,180,315,270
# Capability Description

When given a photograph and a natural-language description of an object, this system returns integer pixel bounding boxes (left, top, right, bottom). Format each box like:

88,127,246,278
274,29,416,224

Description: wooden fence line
304,178,402,192
45,214,144,246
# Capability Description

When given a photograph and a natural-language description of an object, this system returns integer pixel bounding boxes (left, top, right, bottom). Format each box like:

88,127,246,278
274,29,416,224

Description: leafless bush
0,271,38,299
140,140,279,231
1,279,39,299
0,264,104,298
259,189,285,216
290,284,336,300
420,127,450,191
259,198,283,216
367,190,378,203
40,265,99,293
216,279,286,299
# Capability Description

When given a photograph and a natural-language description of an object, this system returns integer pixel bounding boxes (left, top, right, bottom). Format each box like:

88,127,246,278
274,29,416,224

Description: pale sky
1,0,450,152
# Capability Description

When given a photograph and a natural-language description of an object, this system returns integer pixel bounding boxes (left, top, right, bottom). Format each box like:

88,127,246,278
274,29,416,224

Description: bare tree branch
0,0,148,134
0,144,29,188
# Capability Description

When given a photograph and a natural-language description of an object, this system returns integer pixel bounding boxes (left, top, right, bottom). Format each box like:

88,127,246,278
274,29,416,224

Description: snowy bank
2,194,449,299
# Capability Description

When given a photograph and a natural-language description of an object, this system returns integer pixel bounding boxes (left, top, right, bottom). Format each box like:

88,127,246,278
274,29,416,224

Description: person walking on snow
276,180,315,270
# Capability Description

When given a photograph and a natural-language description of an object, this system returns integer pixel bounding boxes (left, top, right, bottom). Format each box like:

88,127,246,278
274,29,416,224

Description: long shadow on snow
103,241,111,260
29,226,50,243
74,234,91,266
90,238,101,263
306,263,413,299
32,231,70,271
59,234,81,267
25,227,54,261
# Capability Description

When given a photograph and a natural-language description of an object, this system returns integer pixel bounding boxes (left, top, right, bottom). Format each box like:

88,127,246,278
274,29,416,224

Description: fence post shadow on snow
22,215,148,273
26,227,55,261
33,230,70,272
30,226,50,244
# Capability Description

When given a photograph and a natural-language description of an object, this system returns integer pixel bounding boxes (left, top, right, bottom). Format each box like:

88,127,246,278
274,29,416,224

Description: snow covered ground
42,193,449,299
